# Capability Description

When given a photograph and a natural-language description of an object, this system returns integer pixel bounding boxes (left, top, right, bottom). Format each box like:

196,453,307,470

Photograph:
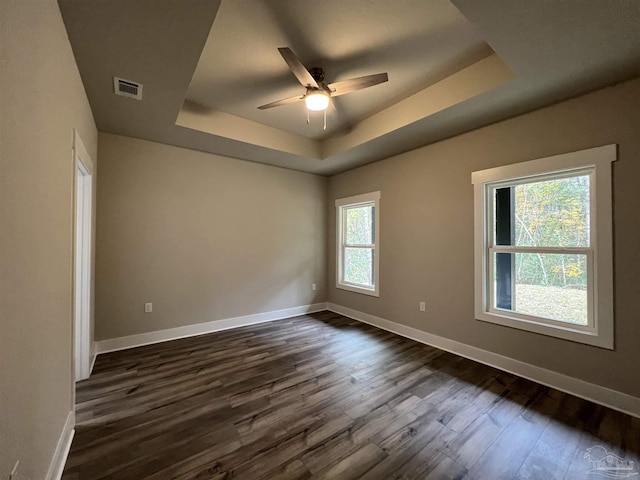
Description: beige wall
328,76,640,398
95,133,326,340
0,2,98,479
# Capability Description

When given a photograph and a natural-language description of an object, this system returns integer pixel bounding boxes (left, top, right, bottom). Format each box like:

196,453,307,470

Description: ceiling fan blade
278,47,319,89
328,73,388,97
257,94,305,110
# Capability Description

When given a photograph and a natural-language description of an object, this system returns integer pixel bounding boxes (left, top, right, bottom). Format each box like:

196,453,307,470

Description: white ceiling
59,0,640,176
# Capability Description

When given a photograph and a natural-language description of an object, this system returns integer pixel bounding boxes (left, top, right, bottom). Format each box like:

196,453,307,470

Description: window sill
336,282,379,297
475,310,613,349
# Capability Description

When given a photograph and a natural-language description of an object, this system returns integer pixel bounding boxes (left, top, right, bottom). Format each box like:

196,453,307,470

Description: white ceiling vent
113,77,143,100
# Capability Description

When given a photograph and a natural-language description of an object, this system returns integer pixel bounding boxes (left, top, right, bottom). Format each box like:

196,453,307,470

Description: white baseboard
45,411,74,480
95,303,328,354
327,302,640,419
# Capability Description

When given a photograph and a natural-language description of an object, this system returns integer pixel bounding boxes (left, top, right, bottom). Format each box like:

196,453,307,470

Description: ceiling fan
258,47,388,112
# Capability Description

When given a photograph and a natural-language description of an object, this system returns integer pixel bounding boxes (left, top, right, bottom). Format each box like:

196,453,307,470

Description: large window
472,145,615,348
336,191,380,296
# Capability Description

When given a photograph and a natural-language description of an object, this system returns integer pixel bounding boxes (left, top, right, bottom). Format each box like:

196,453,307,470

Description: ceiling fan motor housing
309,67,325,85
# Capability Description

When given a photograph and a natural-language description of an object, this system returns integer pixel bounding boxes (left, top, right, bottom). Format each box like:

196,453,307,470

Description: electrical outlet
312,283,317,291
144,302,152,313
10,460,19,480
419,302,426,312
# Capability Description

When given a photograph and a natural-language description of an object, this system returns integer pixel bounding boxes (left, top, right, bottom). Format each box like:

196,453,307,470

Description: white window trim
336,191,381,297
471,145,616,349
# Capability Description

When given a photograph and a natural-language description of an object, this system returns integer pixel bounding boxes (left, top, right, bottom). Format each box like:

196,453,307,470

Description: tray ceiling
59,0,640,175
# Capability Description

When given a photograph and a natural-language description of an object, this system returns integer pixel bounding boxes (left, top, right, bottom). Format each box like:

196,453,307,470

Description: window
336,191,380,296
472,145,616,349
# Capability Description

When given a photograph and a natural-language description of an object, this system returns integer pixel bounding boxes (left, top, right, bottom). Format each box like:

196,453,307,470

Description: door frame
73,129,93,382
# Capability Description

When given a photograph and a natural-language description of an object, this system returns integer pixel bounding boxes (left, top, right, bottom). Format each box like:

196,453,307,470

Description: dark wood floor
63,311,640,480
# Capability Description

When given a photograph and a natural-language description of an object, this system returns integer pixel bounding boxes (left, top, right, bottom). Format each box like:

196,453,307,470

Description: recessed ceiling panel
185,0,491,140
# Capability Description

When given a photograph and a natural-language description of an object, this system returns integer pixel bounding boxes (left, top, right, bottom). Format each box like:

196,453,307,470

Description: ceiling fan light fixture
305,90,330,111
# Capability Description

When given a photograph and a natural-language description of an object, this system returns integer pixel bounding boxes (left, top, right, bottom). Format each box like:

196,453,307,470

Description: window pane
346,206,373,245
495,175,590,248
344,247,373,286
493,252,588,325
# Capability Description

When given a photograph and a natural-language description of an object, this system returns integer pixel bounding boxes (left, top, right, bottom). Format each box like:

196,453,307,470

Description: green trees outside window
494,175,590,325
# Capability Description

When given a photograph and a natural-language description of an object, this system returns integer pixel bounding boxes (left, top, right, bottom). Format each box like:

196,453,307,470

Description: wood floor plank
299,429,360,474
311,442,387,479
63,311,640,480
360,415,457,480
464,387,562,479
439,387,529,470
515,394,587,480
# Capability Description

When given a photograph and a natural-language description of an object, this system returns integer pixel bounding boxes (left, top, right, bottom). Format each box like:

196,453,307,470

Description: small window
472,145,615,349
336,191,380,296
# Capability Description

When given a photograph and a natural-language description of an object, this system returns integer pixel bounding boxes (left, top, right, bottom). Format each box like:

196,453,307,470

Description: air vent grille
113,77,143,100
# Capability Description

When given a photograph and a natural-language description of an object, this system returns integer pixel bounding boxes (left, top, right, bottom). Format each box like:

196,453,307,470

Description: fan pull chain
305,108,327,130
